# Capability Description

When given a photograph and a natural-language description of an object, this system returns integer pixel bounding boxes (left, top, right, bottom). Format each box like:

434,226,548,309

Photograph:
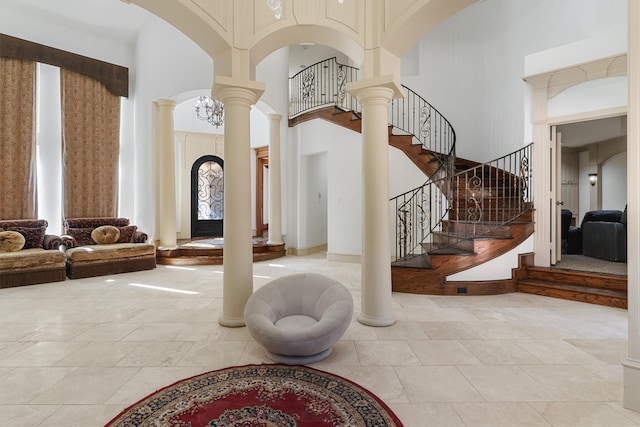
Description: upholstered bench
0,219,66,288
244,273,353,364
62,217,156,279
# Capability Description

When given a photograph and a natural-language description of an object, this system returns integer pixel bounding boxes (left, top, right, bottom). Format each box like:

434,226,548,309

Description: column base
218,315,246,328
358,313,396,327
624,358,640,412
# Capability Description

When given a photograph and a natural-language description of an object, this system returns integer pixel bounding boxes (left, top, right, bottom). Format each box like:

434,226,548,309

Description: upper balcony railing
289,57,359,117
288,58,456,168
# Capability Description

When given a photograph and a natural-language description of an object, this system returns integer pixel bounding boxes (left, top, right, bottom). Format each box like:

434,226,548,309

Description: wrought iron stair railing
391,143,533,264
288,57,532,268
289,58,456,172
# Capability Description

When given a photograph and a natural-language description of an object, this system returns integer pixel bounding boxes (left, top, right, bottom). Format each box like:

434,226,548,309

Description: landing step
517,279,627,309
157,240,286,266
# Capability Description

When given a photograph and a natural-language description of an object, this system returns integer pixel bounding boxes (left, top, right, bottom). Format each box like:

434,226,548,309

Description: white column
348,76,402,327
267,114,283,245
214,77,265,327
623,0,640,411
155,99,178,249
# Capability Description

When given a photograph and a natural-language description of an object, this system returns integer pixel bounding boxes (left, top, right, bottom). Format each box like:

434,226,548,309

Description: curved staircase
288,57,627,308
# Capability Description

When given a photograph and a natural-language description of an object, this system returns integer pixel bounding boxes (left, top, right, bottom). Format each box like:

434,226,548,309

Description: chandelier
195,95,224,128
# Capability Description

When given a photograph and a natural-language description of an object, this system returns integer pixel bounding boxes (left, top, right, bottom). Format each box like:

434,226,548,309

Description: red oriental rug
105,363,403,426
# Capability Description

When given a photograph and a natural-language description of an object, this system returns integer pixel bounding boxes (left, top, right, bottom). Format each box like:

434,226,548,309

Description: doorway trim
524,54,627,267
190,155,225,237
255,146,269,237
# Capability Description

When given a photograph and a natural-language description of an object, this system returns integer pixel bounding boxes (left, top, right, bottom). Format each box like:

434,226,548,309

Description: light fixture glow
588,173,598,186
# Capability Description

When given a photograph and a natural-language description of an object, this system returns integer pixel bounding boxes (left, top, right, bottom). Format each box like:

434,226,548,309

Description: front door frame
190,155,224,237
255,146,269,237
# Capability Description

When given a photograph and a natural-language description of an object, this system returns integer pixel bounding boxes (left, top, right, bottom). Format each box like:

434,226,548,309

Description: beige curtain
61,69,120,218
0,58,37,220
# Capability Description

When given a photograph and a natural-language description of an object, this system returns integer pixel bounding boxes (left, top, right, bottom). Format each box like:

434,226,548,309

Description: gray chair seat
244,273,353,364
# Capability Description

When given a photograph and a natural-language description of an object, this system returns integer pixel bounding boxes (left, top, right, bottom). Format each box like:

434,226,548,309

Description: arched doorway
191,155,224,237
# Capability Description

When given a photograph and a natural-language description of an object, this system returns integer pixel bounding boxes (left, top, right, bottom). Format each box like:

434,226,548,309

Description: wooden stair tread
392,255,431,269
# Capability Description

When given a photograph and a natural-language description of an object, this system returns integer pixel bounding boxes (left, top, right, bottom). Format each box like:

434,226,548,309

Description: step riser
441,222,511,237
449,211,526,222
518,283,627,309
526,268,626,292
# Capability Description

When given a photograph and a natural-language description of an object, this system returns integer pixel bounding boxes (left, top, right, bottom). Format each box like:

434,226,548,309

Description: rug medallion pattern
106,364,403,426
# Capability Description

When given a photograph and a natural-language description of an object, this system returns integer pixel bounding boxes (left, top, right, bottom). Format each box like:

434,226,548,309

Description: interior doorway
554,115,627,263
255,146,269,237
191,155,224,237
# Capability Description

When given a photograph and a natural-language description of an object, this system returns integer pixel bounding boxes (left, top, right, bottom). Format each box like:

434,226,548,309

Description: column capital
267,113,283,122
213,76,265,106
347,75,403,104
155,99,177,110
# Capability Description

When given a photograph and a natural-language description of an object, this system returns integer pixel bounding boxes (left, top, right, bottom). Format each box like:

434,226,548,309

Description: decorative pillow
117,225,138,243
7,226,46,249
0,231,26,252
91,225,121,245
621,205,627,225
65,228,95,246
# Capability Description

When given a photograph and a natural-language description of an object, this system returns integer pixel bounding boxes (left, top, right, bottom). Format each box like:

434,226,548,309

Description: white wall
174,131,224,238
602,151,627,211
287,118,427,258
578,150,592,223
401,0,627,163
548,77,627,118
132,14,214,237
447,236,534,281
304,152,328,248
0,2,138,68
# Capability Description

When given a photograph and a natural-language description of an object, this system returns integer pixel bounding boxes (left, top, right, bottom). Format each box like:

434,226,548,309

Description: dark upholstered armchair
561,209,572,242
567,209,625,260
582,207,627,262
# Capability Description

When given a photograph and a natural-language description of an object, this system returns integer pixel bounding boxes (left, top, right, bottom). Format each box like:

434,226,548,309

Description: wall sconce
588,173,598,186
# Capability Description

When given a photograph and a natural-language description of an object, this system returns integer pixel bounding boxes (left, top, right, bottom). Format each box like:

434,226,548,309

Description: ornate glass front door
191,155,224,237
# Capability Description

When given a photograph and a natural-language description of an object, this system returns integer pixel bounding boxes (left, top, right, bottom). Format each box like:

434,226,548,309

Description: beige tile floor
0,252,636,426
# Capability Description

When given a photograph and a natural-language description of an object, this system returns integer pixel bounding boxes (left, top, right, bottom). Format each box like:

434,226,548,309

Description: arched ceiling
3,0,478,78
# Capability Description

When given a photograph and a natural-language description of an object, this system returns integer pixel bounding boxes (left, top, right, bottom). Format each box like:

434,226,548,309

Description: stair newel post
348,76,402,327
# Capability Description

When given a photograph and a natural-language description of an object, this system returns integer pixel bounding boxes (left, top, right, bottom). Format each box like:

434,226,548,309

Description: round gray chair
244,273,353,364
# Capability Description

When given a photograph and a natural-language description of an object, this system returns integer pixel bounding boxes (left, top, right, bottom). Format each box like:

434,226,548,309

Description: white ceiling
557,115,627,148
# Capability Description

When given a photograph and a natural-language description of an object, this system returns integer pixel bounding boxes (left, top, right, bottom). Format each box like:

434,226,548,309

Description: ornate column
155,99,178,249
624,0,640,411
348,76,402,327
214,76,265,327
267,114,283,245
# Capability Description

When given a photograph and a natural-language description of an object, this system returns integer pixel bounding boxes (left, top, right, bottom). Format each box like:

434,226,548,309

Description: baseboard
287,244,328,256
326,253,361,263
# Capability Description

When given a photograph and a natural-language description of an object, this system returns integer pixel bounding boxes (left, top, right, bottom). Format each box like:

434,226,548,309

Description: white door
550,128,563,265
